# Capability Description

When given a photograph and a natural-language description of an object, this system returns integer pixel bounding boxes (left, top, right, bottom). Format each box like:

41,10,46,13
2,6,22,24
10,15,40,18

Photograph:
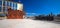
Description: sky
13,0,60,16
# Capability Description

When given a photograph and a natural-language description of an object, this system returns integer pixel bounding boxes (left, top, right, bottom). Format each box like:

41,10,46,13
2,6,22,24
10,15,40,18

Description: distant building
54,14,60,21
54,16,60,21
26,16,35,19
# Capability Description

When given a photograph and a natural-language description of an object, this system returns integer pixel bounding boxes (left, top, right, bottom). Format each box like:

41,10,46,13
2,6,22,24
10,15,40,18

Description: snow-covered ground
0,19,60,28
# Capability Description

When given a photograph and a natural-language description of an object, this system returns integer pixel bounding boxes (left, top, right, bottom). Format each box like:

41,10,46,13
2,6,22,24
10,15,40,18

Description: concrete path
0,19,60,28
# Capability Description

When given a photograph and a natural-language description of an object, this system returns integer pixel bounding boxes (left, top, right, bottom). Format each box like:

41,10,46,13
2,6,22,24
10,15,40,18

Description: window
0,1,2,5
0,1,2,12
0,7,2,12
13,3,17,10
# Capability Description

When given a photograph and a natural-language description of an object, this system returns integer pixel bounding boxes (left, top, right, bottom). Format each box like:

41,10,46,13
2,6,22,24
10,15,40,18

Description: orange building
7,8,25,19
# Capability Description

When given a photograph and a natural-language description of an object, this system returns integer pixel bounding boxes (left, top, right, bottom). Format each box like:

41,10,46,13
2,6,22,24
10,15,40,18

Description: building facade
0,0,23,12
0,0,24,19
